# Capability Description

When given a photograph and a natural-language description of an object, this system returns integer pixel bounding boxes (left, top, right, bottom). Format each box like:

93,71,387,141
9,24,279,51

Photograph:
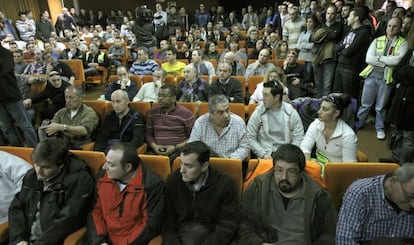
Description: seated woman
300,93,357,163
203,41,220,62
249,67,288,104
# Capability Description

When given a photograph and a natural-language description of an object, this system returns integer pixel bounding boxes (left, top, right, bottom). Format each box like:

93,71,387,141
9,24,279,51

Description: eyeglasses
274,167,300,178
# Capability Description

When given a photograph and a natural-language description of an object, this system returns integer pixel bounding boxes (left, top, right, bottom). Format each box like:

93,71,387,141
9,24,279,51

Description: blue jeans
313,61,335,98
0,101,38,147
357,76,392,132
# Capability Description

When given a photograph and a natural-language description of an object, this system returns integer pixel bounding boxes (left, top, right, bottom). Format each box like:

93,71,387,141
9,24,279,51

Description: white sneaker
376,131,386,140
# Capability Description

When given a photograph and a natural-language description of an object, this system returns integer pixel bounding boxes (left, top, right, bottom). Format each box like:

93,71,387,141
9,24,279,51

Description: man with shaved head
94,89,145,152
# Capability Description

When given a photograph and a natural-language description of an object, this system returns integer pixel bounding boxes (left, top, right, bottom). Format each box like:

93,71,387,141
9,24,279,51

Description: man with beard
189,95,249,162
239,144,337,244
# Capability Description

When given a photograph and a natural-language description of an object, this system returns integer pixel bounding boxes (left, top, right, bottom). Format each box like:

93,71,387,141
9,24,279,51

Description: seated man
129,46,160,75
240,144,337,244
82,42,109,77
209,62,243,103
43,50,75,85
104,66,138,101
0,151,32,224
161,47,186,77
245,48,276,78
162,141,239,244
176,63,209,102
23,71,71,120
146,85,195,160
247,81,304,159
107,36,126,68
88,143,165,244
189,95,249,161
8,138,94,244
133,68,166,102
94,89,145,152
336,163,414,244
219,51,245,76
39,86,99,149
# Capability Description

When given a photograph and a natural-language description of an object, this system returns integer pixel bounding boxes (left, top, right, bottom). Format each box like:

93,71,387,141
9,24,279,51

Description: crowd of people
1,0,414,244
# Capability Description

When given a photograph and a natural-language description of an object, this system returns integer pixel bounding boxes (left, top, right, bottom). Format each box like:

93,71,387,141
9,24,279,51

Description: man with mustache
239,144,337,244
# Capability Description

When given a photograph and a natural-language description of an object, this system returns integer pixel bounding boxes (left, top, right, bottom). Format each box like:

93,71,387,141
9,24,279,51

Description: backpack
292,96,357,131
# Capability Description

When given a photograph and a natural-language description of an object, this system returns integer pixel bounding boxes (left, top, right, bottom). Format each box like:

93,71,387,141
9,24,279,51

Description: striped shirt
146,105,195,146
336,175,414,244
129,59,160,75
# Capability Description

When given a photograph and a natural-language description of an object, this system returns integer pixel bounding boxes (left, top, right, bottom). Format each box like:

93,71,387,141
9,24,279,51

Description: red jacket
89,165,165,245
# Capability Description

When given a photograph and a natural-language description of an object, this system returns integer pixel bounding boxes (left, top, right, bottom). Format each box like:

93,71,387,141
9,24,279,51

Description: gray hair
111,89,130,101
65,86,84,96
395,163,414,183
208,95,229,112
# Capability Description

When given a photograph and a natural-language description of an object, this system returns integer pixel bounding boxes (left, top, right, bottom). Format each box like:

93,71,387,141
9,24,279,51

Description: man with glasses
336,163,414,244
104,66,138,101
239,144,337,244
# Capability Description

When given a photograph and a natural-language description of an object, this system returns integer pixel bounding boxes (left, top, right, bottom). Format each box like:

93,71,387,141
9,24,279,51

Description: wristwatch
63,124,68,131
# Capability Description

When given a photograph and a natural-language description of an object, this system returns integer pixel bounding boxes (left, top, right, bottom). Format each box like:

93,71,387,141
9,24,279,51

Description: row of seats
0,146,399,245
83,100,252,123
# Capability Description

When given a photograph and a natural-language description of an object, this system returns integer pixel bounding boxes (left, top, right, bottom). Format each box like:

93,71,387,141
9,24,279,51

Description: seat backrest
83,100,108,125
70,150,106,176
229,103,245,120
139,154,171,182
61,59,85,87
0,146,33,163
107,75,142,89
246,103,258,121
176,102,198,117
324,162,399,209
130,102,151,119
247,76,264,95
0,146,105,176
173,157,243,197
232,76,246,99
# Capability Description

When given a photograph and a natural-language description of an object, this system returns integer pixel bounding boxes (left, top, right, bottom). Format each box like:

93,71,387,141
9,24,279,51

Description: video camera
135,5,154,22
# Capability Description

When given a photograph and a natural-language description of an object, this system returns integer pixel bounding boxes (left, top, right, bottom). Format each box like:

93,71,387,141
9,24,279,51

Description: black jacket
8,155,94,244
0,46,22,104
31,81,71,110
336,25,372,71
209,77,244,103
162,166,239,245
94,108,145,152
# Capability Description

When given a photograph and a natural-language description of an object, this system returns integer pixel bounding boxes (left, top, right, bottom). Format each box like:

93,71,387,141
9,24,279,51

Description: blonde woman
249,67,289,104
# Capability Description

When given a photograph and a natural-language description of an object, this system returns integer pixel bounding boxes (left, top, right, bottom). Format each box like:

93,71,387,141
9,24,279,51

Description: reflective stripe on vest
359,35,405,84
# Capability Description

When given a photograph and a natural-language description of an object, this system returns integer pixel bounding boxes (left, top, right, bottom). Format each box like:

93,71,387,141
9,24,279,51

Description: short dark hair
352,6,369,23
109,142,141,170
164,46,177,55
272,144,306,172
263,81,284,101
32,138,70,167
181,141,210,164
160,84,177,97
